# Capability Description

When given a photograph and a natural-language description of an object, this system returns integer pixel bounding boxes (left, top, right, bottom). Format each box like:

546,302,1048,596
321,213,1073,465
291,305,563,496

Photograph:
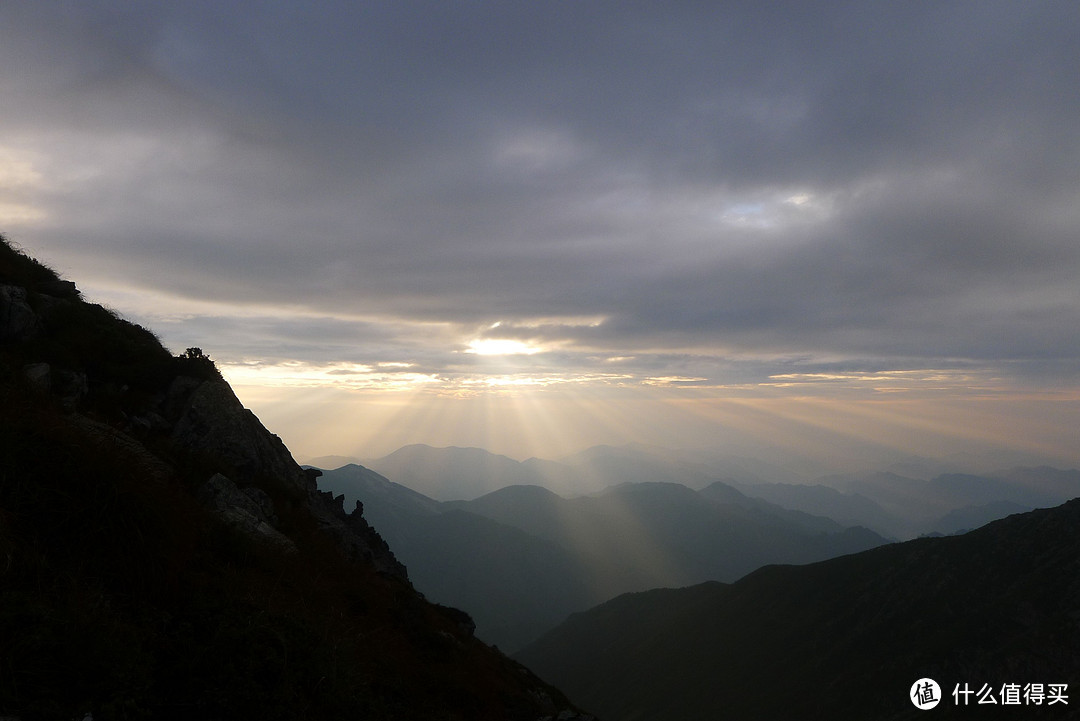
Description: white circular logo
911,678,942,710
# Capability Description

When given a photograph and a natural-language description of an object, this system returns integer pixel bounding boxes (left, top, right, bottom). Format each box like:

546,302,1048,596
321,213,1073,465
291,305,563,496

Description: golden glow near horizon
466,338,542,356
221,361,443,391
65,281,1080,471
223,353,1080,471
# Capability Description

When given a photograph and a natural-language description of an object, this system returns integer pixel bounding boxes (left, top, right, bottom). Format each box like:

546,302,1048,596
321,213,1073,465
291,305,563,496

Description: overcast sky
2,1,1078,467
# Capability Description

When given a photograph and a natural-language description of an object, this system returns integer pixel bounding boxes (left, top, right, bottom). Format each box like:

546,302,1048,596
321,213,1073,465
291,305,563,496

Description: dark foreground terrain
517,497,1080,720
0,236,590,720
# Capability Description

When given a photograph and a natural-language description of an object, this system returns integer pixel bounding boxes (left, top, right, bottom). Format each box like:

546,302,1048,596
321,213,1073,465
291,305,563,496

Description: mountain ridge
0,236,591,720
517,499,1080,720
356,443,1079,540
319,462,890,651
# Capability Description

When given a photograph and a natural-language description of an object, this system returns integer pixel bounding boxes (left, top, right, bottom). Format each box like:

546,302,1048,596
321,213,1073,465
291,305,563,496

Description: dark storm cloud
2,1,1079,382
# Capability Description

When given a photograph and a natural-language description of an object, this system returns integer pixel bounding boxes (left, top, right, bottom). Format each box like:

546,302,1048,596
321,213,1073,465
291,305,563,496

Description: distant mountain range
353,442,808,500
312,444,1080,658
347,443,1080,540
516,498,1080,720
736,466,1080,538
315,463,889,651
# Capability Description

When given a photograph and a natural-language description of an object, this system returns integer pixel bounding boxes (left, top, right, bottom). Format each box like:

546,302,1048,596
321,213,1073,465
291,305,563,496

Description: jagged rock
169,378,308,497
302,466,323,492
165,382,408,576
198,473,296,553
281,469,405,582
0,284,40,341
166,382,410,577
306,488,410,580
36,279,79,298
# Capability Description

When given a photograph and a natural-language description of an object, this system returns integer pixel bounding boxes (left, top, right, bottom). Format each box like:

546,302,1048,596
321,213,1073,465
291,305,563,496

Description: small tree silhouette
176,347,221,379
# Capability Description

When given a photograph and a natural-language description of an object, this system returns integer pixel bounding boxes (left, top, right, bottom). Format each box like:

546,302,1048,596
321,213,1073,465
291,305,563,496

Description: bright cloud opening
466,339,543,356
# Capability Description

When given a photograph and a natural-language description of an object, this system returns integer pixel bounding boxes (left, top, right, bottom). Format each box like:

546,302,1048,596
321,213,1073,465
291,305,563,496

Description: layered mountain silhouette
359,442,800,500
735,466,1080,538
517,499,1080,720
316,464,888,651
361,443,1079,540
0,237,590,720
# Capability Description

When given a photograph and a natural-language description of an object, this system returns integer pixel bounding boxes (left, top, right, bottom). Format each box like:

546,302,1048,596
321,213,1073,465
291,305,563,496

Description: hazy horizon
3,2,1078,473
300,439,1077,486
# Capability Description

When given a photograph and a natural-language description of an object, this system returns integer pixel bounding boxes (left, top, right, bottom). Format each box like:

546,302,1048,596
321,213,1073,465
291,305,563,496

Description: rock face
306,476,411,579
198,473,297,553
169,378,309,496
166,378,408,579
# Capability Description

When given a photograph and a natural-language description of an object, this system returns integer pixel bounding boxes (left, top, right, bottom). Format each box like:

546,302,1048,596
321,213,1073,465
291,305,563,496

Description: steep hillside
321,464,887,652
0,237,590,720
517,500,1080,720
315,468,600,652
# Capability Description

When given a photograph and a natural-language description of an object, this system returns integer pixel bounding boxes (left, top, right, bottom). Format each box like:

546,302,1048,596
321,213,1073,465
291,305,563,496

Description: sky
2,1,1079,470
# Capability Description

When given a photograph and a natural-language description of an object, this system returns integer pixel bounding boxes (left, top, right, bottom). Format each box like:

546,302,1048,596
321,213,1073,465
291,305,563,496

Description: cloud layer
3,2,1079,459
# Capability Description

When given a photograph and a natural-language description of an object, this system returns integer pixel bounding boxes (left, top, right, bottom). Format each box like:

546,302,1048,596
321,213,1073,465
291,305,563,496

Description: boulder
20,363,87,409
198,473,296,553
241,486,279,525
0,284,40,341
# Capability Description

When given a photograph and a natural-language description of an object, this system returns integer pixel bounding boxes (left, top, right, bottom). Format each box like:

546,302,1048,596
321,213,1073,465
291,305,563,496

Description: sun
466,338,541,356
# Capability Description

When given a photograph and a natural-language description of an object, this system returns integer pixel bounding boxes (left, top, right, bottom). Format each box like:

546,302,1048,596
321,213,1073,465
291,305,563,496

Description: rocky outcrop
35,279,79,298
3,250,408,579
165,379,410,579
305,468,410,580
198,473,297,553
168,378,309,497
0,284,40,342
21,362,88,409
